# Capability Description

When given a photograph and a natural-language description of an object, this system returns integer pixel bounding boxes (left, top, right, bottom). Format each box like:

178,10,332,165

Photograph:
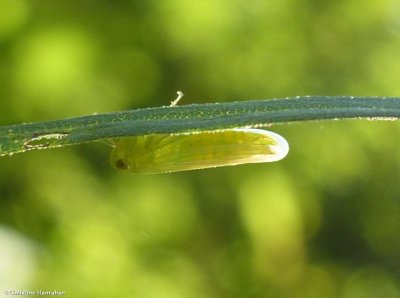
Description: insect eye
115,158,129,170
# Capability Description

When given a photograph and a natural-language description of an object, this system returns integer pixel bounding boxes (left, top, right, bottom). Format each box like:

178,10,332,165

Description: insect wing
110,129,289,174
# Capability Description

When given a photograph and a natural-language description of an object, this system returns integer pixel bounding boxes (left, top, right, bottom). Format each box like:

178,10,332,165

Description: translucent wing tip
234,128,289,162
266,130,289,162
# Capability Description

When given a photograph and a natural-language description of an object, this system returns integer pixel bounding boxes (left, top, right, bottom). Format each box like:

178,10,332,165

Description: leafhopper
109,128,289,174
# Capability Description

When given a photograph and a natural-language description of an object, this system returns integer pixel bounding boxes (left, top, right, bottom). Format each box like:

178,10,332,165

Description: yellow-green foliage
0,0,399,297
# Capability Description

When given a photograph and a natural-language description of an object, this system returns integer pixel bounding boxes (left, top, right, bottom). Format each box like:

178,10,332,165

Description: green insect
109,128,289,174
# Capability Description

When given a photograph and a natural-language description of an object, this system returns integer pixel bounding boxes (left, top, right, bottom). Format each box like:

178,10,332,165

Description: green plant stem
1,96,400,156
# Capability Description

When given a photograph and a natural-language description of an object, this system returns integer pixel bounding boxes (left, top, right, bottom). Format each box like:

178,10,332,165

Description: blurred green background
0,0,399,297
